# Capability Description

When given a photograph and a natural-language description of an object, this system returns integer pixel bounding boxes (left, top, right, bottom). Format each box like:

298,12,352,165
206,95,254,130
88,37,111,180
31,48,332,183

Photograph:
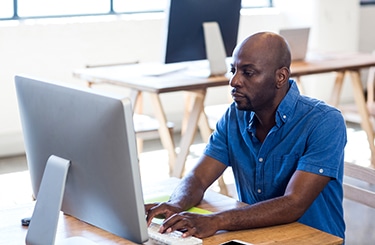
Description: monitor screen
163,0,241,64
15,75,148,244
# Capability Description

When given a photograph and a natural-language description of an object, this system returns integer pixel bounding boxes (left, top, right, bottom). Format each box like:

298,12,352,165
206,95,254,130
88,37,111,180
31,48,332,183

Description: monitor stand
185,21,229,78
25,155,97,245
203,21,228,77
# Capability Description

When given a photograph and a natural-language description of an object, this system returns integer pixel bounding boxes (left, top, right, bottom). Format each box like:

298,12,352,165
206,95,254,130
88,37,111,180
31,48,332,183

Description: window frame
0,0,273,21
360,0,375,5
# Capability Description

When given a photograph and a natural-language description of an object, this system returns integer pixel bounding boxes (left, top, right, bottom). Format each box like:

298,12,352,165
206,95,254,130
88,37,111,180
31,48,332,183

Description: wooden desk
73,53,375,178
1,178,342,245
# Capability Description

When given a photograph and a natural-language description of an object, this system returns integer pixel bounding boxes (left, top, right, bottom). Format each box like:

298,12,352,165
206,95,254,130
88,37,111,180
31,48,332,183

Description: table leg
295,76,304,94
149,93,177,175
367,66,375,108
349,70,375,166
130,90,143,112
181,93,193,135
198,111,213,143
184,93,213,142
329,71,345,107
173,90,207,178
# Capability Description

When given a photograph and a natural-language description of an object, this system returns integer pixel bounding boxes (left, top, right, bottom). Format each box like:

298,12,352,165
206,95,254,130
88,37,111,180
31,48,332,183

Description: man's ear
275,67,290,89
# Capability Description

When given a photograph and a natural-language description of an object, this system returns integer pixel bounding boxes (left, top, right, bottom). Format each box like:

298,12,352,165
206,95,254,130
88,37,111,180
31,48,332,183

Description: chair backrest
343,161,375,208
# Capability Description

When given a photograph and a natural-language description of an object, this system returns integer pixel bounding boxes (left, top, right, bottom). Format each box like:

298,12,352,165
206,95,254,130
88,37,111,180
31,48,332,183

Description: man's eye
243,71,254,77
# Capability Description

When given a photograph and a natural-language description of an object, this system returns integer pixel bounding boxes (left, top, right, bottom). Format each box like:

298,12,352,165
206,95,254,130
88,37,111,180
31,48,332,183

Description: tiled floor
0,125,375,244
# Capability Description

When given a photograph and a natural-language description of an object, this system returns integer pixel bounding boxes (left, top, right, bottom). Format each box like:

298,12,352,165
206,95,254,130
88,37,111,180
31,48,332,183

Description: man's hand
159,212,219,238
145,202,184,226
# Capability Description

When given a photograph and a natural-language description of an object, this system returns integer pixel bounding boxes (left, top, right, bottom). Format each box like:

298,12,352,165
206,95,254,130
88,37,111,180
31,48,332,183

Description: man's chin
234,103,245,111
234,102,252,111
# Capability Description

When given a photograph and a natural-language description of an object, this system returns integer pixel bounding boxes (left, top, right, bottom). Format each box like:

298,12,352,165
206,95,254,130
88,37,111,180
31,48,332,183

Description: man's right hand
145,202,184,226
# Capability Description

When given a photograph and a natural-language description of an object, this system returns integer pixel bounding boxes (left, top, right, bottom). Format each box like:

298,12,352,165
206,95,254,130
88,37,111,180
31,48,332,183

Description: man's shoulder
298,94,340,113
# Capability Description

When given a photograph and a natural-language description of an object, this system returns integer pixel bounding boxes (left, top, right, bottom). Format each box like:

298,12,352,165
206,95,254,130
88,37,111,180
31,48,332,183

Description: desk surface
1,178,342,245
73,53,375,94
291,52,375,77
73,61,230,94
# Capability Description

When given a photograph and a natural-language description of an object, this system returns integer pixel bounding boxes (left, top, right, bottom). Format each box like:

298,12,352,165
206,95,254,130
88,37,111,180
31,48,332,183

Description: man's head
230,32,291,113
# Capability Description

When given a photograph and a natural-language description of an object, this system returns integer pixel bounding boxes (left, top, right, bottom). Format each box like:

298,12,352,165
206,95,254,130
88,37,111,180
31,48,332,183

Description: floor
1,124,375,244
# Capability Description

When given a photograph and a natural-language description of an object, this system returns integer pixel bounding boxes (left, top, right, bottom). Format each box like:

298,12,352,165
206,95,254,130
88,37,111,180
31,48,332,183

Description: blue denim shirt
204,79,347,239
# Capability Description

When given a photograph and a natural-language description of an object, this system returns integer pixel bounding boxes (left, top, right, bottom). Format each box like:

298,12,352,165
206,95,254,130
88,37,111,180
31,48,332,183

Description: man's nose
229,74,239,88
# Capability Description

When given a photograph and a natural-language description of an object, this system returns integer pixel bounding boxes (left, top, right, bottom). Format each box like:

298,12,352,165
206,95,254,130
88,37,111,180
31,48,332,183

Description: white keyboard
148,222,202,245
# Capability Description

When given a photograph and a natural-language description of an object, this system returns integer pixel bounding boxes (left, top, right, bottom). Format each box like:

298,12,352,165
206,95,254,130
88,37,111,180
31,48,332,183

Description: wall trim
0,132,25,157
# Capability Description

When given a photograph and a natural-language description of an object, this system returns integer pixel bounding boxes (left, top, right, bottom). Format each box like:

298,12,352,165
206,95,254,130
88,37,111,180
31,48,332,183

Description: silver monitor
15,75,148,244
279,27,310,61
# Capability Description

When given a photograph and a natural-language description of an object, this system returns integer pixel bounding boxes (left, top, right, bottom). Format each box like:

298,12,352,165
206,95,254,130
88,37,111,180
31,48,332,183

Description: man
145,32,347,240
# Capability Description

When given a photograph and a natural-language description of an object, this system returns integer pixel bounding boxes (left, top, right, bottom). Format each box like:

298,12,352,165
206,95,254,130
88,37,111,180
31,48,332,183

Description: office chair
343,161,375,209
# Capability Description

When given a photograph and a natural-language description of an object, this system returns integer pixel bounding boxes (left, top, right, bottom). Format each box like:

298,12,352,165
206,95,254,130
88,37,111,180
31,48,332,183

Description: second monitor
163,0,241,76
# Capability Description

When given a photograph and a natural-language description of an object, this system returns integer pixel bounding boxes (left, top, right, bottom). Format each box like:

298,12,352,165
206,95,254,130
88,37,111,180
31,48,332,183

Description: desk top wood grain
1,178,342,245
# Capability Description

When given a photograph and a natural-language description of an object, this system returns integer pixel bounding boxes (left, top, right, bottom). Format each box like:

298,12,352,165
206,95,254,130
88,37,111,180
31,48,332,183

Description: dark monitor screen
163,0,242,64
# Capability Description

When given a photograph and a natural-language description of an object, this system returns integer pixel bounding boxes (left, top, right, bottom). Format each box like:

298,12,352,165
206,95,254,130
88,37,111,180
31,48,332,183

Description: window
114,0,167,13
17,0,110,17
0,0,13,19
242,0,273,8
0,0,273,20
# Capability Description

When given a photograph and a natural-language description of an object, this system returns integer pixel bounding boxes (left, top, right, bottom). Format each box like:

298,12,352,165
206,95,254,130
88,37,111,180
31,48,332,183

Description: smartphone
220,240,254,245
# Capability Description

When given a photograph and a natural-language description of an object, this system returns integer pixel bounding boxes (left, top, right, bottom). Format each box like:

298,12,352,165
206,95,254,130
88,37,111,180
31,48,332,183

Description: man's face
229,40,278,112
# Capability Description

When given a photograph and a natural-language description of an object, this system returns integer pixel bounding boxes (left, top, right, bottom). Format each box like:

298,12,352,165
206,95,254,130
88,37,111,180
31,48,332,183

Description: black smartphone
220,240,253,245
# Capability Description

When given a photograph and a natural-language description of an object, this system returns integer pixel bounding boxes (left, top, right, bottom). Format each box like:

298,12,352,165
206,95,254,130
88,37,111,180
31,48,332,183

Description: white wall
0,0,368,157
359,4,375,53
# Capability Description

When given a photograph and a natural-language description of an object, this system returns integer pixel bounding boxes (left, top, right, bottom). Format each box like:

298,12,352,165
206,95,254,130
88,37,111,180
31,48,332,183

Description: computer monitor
15,75,148,244
163,0,241,76
279,27,311,61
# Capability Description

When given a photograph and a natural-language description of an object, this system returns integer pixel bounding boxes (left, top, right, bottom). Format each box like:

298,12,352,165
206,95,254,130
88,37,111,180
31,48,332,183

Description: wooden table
0,178,343,245
73,53,375,177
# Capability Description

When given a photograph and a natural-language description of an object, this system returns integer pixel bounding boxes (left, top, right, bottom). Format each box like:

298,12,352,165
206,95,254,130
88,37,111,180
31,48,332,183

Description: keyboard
142,63,187,76
148,222,203,245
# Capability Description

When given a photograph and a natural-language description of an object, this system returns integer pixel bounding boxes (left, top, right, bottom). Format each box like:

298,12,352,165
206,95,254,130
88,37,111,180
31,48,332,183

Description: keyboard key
148,222,202,245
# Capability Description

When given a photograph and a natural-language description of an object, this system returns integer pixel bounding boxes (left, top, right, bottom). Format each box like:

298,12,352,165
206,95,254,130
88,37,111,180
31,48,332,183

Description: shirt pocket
271,154,299,192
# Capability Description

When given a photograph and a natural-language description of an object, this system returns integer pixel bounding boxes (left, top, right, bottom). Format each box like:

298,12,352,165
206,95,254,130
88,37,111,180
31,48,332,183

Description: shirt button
283,115,287,119
259,158,263,163
319,168,324,174
257,189,262,193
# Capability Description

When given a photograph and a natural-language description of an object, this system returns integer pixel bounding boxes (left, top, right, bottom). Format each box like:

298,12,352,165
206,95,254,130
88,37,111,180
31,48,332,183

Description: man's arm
145,155,227,225
159,168,331,238
215,169,331,230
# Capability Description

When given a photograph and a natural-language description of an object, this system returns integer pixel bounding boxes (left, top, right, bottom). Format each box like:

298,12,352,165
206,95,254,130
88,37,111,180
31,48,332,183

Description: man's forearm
214,195,303,231
168,173,206,211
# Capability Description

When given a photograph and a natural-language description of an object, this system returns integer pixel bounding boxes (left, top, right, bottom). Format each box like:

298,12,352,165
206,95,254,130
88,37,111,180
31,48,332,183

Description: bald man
146,32,346,240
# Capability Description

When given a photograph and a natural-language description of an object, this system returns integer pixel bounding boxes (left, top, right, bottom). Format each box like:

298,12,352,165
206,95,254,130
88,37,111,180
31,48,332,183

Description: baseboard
0,131,25,158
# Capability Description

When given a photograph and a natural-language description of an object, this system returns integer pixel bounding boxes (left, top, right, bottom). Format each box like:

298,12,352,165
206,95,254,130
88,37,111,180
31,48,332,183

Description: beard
231,88,254,111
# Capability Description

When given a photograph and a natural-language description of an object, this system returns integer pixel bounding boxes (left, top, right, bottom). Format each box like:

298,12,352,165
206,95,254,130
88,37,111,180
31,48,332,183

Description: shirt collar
275,79,299,127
